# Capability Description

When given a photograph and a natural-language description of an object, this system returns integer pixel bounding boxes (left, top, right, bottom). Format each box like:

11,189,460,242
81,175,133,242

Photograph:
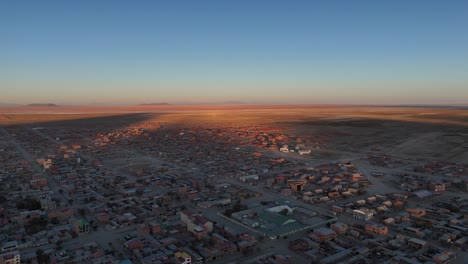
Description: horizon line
1,102,468,108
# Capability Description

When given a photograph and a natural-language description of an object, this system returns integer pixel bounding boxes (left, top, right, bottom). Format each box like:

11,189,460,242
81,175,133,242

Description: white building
239,174,259,182
175,252,191,264
1,241,18,252
0,251,20,264
352,209,375,221
279,145,289,153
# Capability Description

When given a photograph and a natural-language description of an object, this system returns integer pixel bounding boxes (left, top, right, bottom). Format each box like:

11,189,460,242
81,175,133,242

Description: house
280,145,289,153
174,252,191,264
181,210,213,239
365,223,388,235
330,222,348,234
74,218,89,235
406,208,426,218
408,238,427,249
309,227,337,243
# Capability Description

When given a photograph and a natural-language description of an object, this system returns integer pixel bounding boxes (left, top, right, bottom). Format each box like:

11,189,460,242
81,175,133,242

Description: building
266,205,294,215
40,195,57,211
432,252,455,264
96,212,110,223
181,210,213,239
330,205,345,214
150,222,161,234
239,174,259,182
352,209,374,221
0,251,20,264
74,218,90,234
1,241,18,253
288,180,306,192
406,208,426,218
212,233,236,256
175,252,191,264
330,222,348,234
183,247,203,264
309,227,337,243
365,223,388,235
319,249,353,264
281,188,292,196
432,182,446,193
408,238,427,249
197,198,231,208
280,145,289,153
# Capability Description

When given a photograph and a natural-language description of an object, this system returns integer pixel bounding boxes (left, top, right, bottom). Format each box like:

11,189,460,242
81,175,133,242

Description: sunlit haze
1,1,468,105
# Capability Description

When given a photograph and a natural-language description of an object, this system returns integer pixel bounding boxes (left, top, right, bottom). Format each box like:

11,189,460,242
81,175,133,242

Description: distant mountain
0,102,20,107
138,103,171,106
26,103,58,107
220,100,247,105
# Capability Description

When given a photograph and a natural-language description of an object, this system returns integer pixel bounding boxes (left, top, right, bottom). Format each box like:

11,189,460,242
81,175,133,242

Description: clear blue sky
1,0,468,105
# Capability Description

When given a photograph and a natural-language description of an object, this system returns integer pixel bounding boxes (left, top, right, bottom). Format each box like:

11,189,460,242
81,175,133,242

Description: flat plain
2,105,468,163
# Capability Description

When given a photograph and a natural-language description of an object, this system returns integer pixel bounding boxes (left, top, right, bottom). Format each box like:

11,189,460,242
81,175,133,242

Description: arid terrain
2,105,468,163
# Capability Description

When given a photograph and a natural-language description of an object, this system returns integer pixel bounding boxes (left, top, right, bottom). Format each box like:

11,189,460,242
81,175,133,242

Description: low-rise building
365,223,388,235
352,209,374,221
0,251,20,264
309,227,337,243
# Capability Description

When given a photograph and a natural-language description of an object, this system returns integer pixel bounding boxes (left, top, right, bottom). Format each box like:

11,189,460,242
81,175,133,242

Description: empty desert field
1,105,468,125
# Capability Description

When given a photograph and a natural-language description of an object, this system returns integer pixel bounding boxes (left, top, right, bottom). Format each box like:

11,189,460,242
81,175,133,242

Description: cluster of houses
259,162,371,203
0,122,305,264
2,119,468,264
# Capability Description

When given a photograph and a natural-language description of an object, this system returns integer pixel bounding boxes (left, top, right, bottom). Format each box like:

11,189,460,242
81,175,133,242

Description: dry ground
1,105,468,163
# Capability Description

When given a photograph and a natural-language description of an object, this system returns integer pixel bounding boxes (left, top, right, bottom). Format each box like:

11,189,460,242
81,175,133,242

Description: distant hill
138,103,171,106
0,102,20,107
26,103,58,107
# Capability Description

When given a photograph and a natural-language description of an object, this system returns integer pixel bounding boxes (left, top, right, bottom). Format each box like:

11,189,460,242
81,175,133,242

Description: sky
1,0,468,105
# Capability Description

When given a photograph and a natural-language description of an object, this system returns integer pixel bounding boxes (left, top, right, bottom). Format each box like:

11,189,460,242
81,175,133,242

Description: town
1,110,468,264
